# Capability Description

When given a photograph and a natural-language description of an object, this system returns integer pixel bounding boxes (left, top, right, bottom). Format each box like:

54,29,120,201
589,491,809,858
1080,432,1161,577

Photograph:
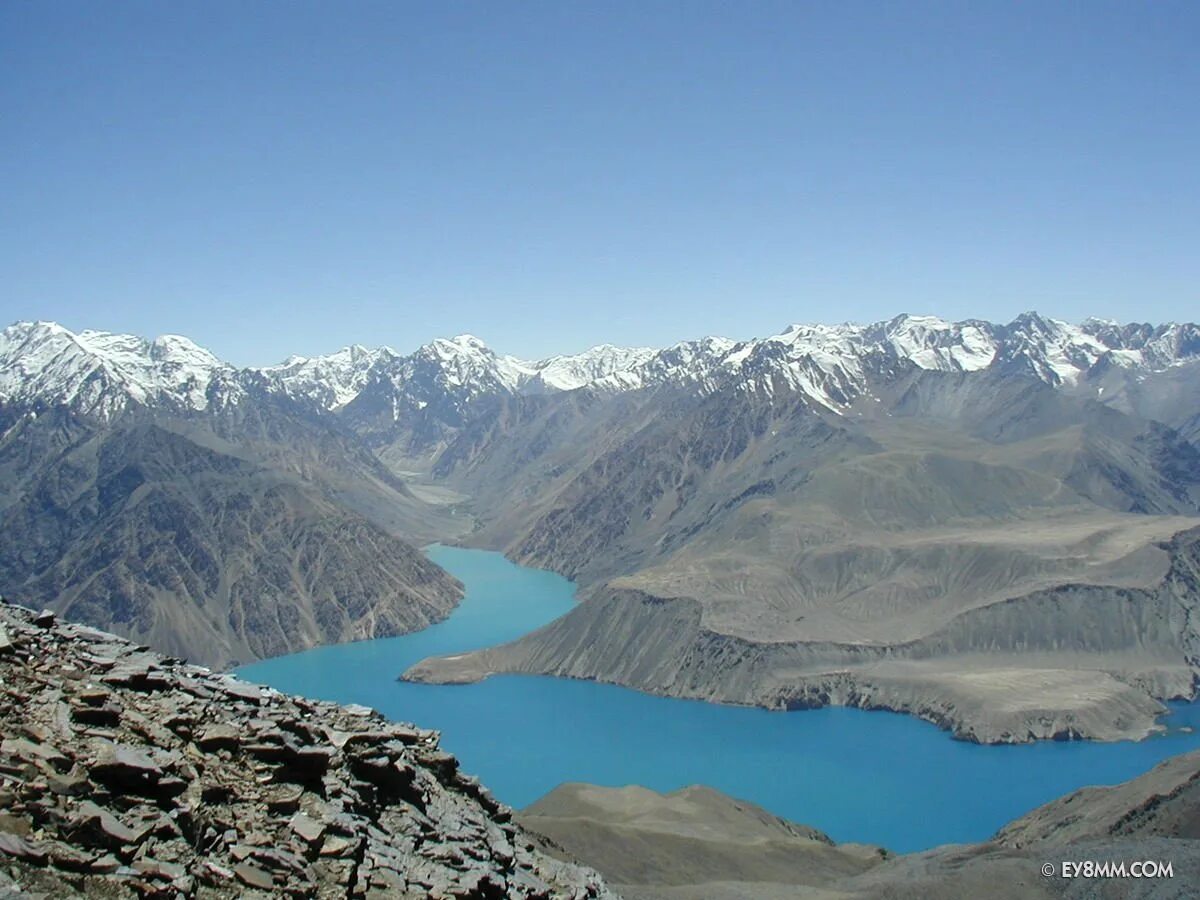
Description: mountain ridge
5,313,1198,426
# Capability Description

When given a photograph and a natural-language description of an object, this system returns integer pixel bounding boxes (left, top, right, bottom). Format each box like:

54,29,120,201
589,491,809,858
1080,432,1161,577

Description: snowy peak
262,344,399,410
428,334,490,355
875,315,998,372
313,336,658,414
410,334,534,394
254,335,521,418
1079,319,1200,370
0,321,235,418
527,344,658,392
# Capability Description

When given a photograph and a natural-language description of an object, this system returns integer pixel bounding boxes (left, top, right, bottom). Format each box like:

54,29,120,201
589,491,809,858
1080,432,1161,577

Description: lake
237,545,1200,854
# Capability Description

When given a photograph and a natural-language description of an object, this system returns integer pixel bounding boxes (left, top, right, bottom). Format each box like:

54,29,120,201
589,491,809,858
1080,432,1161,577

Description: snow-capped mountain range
0,320,239,419
2,313,1198,421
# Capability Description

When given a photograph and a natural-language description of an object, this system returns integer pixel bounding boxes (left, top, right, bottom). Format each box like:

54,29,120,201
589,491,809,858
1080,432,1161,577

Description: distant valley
2,313,1199,742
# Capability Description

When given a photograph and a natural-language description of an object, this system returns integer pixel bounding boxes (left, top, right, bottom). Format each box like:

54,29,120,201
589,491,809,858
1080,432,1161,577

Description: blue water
237,545,1200,853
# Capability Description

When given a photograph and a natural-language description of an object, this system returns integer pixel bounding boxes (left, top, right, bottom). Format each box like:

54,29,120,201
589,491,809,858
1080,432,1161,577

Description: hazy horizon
3,2,1198,366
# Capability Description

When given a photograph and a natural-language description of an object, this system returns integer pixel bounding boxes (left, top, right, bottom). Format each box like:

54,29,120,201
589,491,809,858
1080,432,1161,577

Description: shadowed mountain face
518,755,1200,900
0,404,463,669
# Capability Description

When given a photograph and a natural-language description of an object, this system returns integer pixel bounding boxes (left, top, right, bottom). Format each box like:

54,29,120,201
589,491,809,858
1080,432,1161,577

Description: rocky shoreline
0,600,614,899
404,576,1200,745
406,650,1178,746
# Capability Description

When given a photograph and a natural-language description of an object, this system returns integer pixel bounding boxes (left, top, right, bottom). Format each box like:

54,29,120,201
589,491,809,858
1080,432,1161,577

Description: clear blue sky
2,1,1197,365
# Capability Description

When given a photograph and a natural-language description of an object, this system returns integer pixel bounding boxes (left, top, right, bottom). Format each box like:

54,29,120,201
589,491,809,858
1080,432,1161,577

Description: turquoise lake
237,545,1200,854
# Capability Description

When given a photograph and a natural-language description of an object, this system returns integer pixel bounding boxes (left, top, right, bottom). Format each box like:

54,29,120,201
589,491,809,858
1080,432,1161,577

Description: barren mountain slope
0,412,461,669
518,755,1200,900
518,783,883,899
407,372,1200,742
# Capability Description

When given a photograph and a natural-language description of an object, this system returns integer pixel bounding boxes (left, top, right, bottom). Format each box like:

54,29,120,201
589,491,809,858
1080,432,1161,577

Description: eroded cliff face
406,527,1200,745
0,601,614,899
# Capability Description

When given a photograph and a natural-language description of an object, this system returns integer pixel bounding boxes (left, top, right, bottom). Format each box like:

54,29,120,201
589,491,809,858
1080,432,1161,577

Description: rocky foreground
0,600,613,899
